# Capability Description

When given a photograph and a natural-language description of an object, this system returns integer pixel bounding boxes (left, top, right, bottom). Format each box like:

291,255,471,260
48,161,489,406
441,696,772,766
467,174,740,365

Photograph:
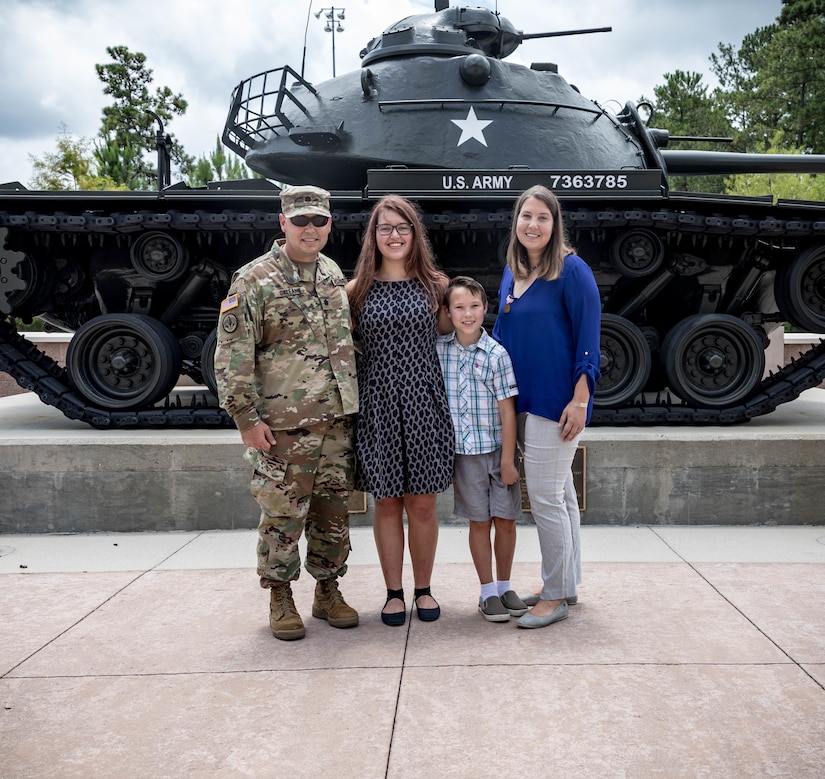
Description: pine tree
95,45,194,188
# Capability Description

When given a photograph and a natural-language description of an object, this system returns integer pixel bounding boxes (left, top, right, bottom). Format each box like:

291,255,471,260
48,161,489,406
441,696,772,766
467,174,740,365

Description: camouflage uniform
214,236,358,589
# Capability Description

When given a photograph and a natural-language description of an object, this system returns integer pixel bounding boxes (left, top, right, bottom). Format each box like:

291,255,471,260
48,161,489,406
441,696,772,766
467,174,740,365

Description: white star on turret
451,107,493,147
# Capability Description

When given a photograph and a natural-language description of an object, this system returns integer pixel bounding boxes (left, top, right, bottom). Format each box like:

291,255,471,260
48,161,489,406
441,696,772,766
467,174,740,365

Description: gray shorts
453,449,522,522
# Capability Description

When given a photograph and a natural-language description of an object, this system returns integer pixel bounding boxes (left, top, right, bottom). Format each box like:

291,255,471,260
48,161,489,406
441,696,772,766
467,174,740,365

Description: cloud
0,0,781,186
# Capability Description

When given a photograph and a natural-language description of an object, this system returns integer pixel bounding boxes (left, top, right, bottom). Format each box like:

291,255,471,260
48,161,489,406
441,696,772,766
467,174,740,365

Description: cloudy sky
0,0,781,186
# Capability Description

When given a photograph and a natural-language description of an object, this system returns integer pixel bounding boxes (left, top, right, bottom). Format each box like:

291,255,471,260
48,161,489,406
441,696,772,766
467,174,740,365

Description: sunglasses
289,215,330,227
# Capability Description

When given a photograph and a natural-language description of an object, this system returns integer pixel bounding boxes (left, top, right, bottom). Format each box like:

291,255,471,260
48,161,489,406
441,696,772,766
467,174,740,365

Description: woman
492,185,601,629
346,196,454,626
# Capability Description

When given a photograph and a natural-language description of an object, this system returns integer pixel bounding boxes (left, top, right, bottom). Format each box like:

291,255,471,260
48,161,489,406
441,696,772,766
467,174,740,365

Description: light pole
315,6,345,78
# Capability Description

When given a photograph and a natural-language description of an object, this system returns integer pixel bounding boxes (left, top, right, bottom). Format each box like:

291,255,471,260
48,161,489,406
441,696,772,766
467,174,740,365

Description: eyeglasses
289,215,329,227
376,222,413,236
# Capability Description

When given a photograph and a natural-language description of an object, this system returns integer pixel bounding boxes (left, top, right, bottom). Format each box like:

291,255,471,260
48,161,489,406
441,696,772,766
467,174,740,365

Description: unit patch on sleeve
221,313,239,333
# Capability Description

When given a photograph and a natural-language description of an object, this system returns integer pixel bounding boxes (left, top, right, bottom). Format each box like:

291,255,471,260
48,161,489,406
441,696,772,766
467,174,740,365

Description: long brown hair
506,185,575,281
348,196,447,319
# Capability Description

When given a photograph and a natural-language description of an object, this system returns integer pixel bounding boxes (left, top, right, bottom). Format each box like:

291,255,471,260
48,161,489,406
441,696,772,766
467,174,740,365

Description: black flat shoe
414,586,440,622
381,588,406,626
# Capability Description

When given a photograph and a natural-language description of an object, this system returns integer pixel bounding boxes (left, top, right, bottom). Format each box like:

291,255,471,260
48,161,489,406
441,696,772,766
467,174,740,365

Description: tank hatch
360,6,521,66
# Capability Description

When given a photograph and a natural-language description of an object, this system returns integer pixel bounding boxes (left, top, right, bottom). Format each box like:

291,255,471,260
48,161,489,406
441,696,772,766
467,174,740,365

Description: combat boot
312,578,359,628
269,582,305,640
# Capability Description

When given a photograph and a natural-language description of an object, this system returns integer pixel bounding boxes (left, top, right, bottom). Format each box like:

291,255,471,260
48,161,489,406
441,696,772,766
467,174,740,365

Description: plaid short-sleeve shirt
435,329,518,455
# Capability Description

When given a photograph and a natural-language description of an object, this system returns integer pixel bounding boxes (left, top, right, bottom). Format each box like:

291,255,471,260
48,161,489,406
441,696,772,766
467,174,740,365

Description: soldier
214,185,359,640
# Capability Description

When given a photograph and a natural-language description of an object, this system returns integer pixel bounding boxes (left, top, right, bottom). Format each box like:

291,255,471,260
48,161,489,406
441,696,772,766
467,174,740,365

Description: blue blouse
492,254,601,424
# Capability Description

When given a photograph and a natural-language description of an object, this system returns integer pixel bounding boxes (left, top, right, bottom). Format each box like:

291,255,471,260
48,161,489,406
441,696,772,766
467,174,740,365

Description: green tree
12,317,48,332
94,133,144,190
770,0,825,151
710,26,776,148
711,1,825,153
28,126,127,191
641,70,734,193
225,155,249,180
208,134,229,180
724,131,825,201
190,157,214,188
95,45,194,188
187,135,254,187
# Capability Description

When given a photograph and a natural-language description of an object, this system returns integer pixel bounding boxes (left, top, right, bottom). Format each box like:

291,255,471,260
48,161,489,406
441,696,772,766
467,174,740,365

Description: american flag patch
220,294,239,313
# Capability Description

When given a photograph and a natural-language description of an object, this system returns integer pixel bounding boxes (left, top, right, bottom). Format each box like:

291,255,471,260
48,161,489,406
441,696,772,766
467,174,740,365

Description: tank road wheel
661,314,765,408
67,314,182,410
595,314,652,407
609,228,665,278
130,232,189,281
497,233,511,267
201,328,219,398
775,244,825,333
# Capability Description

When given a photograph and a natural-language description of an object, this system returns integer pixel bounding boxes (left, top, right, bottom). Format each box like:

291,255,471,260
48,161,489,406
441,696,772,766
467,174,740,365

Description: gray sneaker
478,595,510,622
500,590,529,617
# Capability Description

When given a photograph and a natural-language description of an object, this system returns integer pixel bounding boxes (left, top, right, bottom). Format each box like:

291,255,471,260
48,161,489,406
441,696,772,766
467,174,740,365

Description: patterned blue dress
354,280,454,499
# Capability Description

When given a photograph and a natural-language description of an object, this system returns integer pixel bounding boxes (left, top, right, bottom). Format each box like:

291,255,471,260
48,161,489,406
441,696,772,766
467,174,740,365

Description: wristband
572,401,588,408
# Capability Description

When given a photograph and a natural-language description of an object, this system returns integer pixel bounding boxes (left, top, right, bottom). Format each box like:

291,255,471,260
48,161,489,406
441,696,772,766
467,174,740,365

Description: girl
346,196,454,626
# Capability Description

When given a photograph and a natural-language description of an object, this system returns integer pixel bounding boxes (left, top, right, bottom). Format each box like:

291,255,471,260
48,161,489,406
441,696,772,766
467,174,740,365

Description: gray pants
519,412,582,601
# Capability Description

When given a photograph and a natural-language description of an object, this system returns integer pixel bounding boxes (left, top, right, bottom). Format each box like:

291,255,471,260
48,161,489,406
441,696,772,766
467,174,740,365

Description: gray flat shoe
516,600,569,629
520,593,578,607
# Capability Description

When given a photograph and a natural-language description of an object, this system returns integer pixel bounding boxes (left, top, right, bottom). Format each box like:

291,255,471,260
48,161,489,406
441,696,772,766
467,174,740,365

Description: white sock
480,582,498,600
496,580,511,596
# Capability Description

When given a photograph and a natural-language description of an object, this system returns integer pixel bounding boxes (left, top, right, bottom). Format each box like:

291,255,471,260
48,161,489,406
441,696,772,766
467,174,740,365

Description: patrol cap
280,185,332,218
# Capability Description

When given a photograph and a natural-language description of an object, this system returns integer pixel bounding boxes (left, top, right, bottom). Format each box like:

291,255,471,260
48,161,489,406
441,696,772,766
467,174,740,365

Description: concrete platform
2,389,825,531
1,526,824,777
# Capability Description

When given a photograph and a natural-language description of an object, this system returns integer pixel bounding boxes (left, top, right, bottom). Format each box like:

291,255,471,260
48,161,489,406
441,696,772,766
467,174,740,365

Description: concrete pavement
2,525,824,777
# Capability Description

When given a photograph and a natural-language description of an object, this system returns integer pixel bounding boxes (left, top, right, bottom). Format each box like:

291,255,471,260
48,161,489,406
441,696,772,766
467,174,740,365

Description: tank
3,2,825,428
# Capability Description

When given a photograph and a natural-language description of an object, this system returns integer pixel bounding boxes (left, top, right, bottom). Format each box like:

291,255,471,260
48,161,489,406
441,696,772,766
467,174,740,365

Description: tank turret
223,6,636,188
2,2,825,428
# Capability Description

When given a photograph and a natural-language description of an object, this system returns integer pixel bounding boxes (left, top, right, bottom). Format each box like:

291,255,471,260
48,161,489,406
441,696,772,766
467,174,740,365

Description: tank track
2,201,825,428
591,341,825,425
0,316,233,428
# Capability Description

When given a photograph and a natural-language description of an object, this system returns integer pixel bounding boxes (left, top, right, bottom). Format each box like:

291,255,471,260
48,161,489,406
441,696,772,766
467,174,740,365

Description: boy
435,276,527,622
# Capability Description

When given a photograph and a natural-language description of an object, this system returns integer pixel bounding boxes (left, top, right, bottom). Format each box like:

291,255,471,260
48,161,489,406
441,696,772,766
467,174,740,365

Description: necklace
504,276,521,313
506,266,540,313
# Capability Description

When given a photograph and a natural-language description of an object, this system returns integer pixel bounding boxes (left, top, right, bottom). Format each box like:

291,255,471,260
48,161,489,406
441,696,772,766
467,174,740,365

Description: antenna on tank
301,0,314,78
